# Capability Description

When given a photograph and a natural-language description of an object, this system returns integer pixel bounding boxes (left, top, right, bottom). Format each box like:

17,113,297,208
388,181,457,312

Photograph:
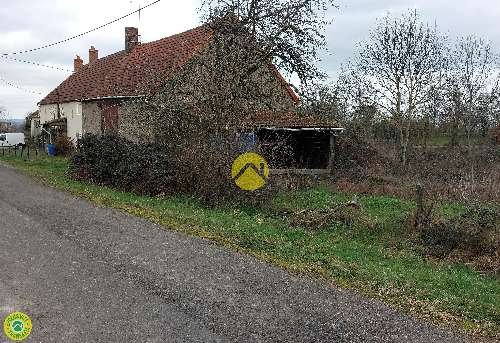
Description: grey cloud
317,0,500,82
1,0,500,118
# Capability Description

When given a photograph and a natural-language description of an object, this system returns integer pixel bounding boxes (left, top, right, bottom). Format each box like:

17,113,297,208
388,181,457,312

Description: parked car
0,133,25,147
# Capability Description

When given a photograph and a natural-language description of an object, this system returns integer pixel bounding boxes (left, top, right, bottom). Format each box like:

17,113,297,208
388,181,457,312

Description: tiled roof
243,111,340,129
39,24,299,106
40,25,212,105
39,51,127,105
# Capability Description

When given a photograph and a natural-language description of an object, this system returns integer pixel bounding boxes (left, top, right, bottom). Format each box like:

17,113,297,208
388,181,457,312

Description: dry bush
331,137,500,202
408,146,500,202
289,199,375,230
419,206,500,274
167,140,274,206
333,129,392,180
490,125,500,144
54,136,74,156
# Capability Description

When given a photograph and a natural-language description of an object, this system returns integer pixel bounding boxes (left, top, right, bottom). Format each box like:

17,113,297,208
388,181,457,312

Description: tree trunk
450,113,459,146
399,120,410,167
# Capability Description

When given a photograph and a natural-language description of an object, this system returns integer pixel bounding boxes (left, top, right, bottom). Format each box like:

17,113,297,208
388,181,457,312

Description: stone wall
81,99,155,143
82,102,101,136
118,101,154,143
163,40,296,114
80,40,297,143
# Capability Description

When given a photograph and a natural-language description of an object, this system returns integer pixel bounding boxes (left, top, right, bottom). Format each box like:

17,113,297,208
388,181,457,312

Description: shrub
333,130,390,180
161,139,273,205
54,136,74,156
70,134,271,205
420,206,500,272
71,134,173,195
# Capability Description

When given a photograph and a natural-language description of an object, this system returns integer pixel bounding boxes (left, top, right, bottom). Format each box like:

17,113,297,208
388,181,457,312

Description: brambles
54,136,74,156
70,134,274,205
419,206,500,274
70,134,173,196
331,129,389,180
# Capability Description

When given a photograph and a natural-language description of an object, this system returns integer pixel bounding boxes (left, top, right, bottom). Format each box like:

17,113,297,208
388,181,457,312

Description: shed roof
243,111,341,130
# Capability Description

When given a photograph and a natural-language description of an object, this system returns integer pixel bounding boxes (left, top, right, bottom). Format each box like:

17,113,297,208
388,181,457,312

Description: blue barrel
47,144,56,156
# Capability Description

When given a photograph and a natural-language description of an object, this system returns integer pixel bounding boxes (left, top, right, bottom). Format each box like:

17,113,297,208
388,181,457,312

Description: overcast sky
1,0,500,119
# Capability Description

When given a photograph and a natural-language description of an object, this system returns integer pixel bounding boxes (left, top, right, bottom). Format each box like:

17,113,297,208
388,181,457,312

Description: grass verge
1,154,499,338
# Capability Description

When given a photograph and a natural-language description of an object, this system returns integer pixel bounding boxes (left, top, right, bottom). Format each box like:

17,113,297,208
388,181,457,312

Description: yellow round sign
3,312,32,341
231,152,269,191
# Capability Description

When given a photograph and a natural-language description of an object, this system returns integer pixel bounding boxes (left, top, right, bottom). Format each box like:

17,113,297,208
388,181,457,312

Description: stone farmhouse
38,25,343,169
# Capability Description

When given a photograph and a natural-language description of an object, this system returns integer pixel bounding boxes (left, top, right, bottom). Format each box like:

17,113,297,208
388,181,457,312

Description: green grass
1,154,499,338
415,134,490,147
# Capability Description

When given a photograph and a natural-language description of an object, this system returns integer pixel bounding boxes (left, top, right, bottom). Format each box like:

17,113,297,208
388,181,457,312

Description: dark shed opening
255,128,339,169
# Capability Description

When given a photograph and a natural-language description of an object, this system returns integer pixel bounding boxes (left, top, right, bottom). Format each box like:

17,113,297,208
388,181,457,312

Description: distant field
1,154,499,339
0,119,25,132
413,134,491,147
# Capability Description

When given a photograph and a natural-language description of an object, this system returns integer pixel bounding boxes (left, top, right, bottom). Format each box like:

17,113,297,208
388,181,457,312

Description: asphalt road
0,164,469,342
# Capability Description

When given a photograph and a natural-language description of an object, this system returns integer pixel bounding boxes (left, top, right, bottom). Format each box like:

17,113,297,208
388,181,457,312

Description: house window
0,134,5,141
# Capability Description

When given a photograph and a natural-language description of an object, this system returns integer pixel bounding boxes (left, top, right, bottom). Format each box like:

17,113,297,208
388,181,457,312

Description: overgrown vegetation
419,206,500,274
331,130,500,203
70,134,274,204
54,135,74,156
1,154,499,339
71,134,173,196
114,0,337,204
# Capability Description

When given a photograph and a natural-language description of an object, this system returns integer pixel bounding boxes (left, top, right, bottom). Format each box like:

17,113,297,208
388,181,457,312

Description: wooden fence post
414,183,424,229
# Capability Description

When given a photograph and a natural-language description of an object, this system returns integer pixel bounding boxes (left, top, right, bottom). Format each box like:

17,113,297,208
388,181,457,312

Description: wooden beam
327,132,335,173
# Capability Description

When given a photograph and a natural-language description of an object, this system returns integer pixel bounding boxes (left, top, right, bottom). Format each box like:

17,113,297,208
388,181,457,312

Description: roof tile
39,25,212,105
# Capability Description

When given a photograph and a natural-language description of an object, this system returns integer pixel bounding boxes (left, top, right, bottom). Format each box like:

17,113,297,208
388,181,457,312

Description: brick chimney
74,55,83,72
125,27,139,53
89,46,98,63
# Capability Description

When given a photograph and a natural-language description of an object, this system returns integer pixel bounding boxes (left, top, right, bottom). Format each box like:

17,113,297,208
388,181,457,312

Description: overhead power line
0,56,72,72
1,0,161,56
0,76,44,96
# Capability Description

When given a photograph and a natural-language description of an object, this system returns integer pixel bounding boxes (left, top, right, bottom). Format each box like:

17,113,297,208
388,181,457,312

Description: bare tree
445,36,499,147
200,0,336,89
489,87,500,129
130,0,336,202
353,10,445,166
298,82,347,122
